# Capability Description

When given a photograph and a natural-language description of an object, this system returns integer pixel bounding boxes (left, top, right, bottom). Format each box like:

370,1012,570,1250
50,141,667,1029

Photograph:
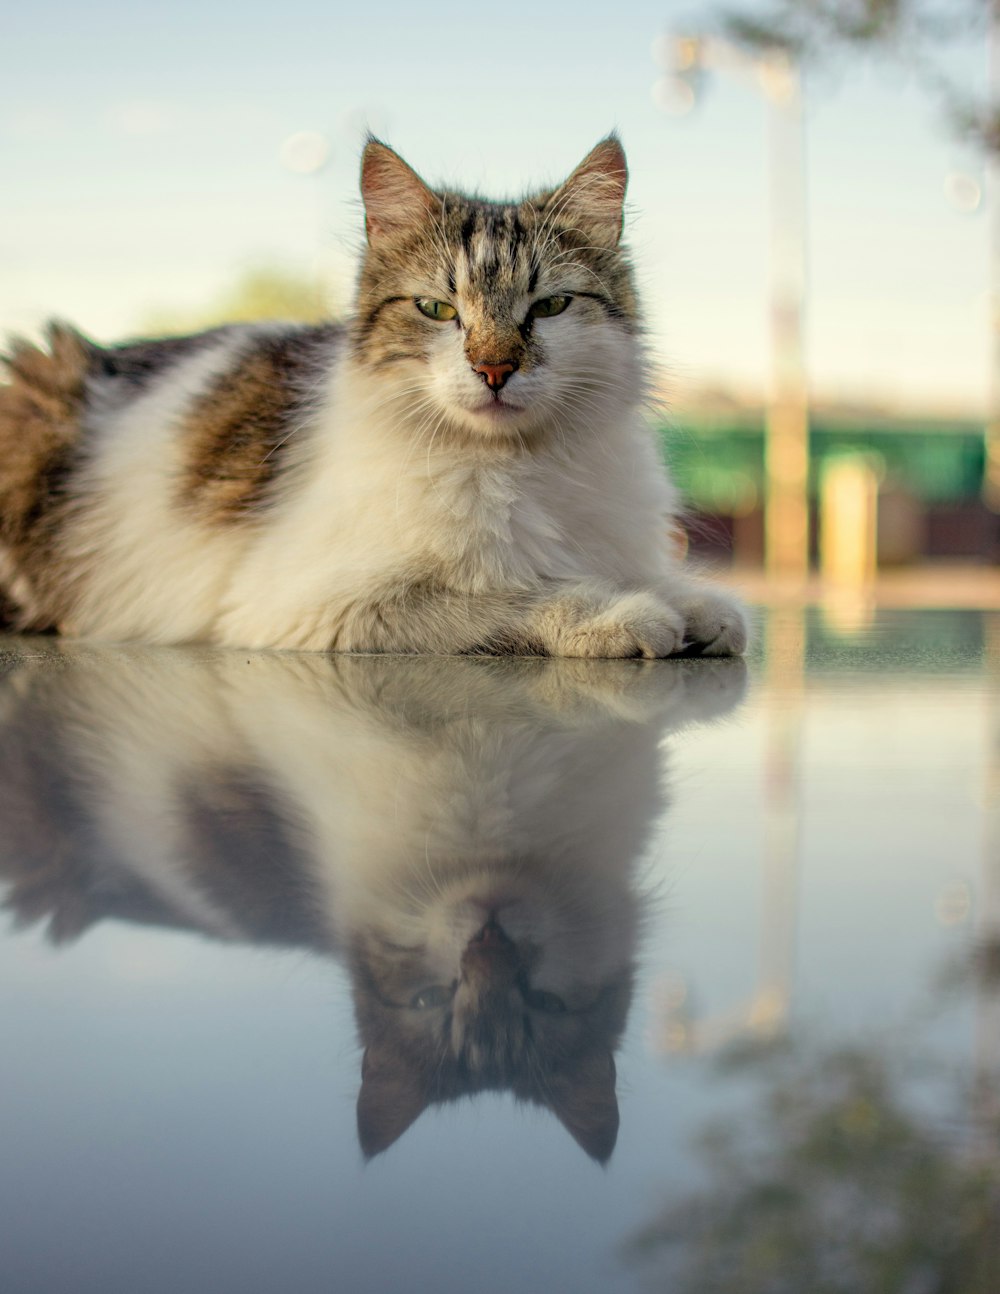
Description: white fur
64,332,256,643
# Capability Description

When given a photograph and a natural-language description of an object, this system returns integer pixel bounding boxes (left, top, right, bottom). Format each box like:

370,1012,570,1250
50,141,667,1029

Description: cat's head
349,864,634,1163
350,137,642,442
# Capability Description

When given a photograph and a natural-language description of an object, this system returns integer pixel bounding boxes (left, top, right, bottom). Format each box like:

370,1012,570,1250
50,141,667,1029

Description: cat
0,645,747,1159
0,136,747,656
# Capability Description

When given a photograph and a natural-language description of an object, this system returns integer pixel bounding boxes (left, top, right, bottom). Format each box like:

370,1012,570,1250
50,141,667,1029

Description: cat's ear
542,136,628,248
356,1044,431,1157
547,1051,620,1163
360,139,438,245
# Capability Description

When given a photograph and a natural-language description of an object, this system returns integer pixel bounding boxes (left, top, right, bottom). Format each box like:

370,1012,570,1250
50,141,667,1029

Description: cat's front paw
547,592,686,659
673,586,749,657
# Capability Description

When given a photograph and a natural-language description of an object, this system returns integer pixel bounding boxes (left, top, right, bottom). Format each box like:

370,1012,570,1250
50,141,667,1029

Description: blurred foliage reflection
625,943,1000,1293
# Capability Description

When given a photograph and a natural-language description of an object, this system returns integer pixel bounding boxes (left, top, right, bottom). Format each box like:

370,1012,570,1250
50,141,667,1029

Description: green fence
659,412,986,514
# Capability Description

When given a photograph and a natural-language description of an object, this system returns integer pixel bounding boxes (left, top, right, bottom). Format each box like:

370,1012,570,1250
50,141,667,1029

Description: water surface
1,610,997,1293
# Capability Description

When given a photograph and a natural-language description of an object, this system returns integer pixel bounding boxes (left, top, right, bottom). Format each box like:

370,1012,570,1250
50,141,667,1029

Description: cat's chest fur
218,362,664,648
352,439,588,589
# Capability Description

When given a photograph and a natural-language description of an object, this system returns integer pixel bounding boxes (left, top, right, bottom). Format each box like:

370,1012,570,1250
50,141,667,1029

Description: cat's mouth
470,396,525,421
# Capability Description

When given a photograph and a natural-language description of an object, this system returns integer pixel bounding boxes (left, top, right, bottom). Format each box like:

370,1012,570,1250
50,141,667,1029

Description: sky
0,0,990,415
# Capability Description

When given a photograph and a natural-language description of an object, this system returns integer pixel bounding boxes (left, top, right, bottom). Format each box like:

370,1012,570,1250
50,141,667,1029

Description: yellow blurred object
820,454,880,586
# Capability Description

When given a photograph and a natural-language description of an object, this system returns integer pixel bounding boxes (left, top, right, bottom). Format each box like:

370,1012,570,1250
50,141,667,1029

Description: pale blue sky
1,0,989,412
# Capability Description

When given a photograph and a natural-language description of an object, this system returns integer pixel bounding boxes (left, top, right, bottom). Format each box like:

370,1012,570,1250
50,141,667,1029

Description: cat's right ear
539,136,628,248
356,1044,431,1157
360,139,438,245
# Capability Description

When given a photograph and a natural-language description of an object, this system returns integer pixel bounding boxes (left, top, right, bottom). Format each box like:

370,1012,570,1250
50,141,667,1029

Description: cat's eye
410,984,454,1009
523,988,567,1014
528,296,571,320
415,298,458,322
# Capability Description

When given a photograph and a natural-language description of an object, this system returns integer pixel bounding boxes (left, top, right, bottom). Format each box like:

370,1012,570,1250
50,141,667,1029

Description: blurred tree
623,1036,1000,1292
712,0,998,154
140,263,340,335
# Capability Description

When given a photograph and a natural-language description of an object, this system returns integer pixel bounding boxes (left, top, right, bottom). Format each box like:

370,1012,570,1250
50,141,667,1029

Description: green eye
528,295,571,320
415,298,458,322
410,984,454,1009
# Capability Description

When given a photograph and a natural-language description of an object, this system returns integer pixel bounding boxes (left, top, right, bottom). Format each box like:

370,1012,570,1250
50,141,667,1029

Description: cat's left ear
360,139,438,245
543,136,628,248
546,1051,620,1163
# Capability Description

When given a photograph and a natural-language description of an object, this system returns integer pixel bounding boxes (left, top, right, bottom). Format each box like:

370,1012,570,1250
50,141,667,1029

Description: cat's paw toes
557,594,685,659
676,589,749,657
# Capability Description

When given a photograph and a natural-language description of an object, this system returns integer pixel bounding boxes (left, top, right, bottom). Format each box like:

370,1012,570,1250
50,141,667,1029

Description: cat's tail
0,319,90,496
0,320,91,424
0,321,91,631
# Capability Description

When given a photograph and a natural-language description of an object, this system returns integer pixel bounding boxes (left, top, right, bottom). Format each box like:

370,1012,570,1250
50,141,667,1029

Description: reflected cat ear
360,139,438,245
356,1045,431,1158
547,1051,620,1163
542,136,628,248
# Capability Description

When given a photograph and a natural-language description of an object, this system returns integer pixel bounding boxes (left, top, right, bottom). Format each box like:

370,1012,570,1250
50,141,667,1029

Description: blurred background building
651,2,1000,591
663,395,995,572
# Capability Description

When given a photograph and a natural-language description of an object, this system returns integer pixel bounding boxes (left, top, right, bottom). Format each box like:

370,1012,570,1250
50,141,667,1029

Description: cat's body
0,138,746,656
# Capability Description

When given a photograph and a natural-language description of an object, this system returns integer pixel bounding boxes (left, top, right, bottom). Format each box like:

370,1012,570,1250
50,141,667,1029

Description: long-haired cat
0,647,747,1159
0,137,746,656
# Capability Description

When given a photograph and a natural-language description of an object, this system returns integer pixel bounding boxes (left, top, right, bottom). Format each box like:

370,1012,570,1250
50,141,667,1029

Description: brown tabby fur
0,323,89,627
179,325,339,524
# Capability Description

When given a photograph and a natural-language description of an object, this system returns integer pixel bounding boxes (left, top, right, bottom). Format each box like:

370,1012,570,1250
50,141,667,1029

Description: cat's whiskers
542,251,620,305
421,409,467,520
430,196,457,280
532,180,593,249
554,389,621,429
546,390,615,446
372,388,466,523
391,397,450,521
255,408,312,469
530,171,623,266
394,847,448,908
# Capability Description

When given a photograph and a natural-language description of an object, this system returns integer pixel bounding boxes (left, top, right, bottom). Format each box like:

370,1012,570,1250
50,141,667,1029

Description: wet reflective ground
1,608,998,1294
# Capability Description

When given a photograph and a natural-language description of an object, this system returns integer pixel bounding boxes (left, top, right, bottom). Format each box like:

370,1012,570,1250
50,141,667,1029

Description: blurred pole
976,615,1000,1118
762,54,810,581
754,603,805,1036
653,35,810,577
973,615,1000,1290
987,4,1000,512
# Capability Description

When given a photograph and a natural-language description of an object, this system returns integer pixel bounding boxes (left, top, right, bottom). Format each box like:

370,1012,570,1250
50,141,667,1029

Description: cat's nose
473,360,517,391
461,917,517,981
469,916,512,948
462,935,517,986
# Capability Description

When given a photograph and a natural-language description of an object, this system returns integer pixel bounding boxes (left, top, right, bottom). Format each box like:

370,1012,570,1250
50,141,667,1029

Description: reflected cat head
0,647,747,1162
351,866,634,1162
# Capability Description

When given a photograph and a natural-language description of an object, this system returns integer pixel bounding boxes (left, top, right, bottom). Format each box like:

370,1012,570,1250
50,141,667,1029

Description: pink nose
473,361,516,391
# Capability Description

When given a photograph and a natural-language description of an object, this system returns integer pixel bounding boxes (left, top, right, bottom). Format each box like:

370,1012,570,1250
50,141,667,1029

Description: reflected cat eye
523,988,567,1014
528,296,571,320
415,298,458,322
410,984,455,1008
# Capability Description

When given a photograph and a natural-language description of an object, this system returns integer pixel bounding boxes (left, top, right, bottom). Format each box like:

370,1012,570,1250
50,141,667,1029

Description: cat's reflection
0,646,746,1160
